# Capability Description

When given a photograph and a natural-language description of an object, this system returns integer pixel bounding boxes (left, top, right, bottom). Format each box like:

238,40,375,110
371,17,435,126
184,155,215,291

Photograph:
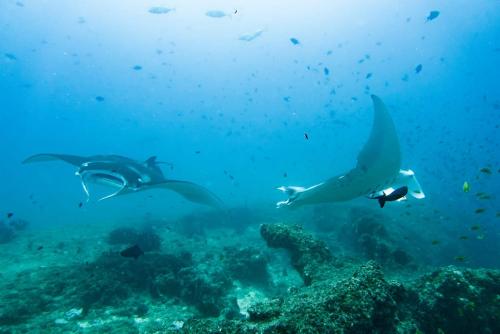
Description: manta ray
23,154,224,209
277,95,425,208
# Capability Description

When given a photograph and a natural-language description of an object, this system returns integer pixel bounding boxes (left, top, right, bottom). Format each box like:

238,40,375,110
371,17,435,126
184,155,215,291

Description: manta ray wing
277,95,402,208
152,180,224,209
23,153,88,166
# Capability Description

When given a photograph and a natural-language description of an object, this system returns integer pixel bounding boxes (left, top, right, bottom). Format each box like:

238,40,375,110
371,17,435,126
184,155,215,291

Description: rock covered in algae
182,261,406,333
411,265,500,333
260,223,334,285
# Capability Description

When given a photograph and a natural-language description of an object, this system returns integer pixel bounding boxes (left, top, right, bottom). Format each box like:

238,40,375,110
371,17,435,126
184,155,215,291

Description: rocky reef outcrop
411,266,500,333
183,223,500,334
260,223,334,285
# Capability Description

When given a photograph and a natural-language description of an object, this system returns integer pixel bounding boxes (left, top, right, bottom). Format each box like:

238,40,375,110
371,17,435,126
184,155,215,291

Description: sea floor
0,204,498,333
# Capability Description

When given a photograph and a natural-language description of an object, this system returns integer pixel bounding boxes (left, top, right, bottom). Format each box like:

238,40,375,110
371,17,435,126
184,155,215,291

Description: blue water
1,0,499,268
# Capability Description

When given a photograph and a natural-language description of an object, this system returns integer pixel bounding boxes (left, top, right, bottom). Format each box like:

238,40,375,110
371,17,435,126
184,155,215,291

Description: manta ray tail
155,180,224,209
23,153,88,166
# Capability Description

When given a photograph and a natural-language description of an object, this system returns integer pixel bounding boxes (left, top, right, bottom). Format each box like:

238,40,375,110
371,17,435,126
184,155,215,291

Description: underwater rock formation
183,261,406,333
260,223,333,285
340,207,413,267
411,266,500,333
7,218,29,231
107,226,162,251
222,246,270,287
0,220,15,244
0,218,29,244
182,262,500,334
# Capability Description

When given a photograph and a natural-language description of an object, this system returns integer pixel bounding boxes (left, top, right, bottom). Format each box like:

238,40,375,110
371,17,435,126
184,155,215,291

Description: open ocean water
0,1,499,333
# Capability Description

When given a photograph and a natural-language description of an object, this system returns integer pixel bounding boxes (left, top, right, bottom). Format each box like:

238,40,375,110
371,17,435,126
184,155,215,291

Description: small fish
283,172,288,178
475,208,486,214
239,30,264,42
426,10,440,22
7,213,13,218
431,240,441,245
290,38,300,45
462,181,470,192
148,7,173,14
371,186,408,208
470,224,481,231
234,9,238,14
415,64,423,73
120,244,144,259
459,235,469,240
133,65,142,71
479,167,492,175
366,73,373,79
78,202,83,208
37,246,44,251
324,67,330,76
4,53,17,61
478,194,492,200
304,133,309,140
95,96,105,102
206,10,227,18
454,255,466,262
195,150,201,154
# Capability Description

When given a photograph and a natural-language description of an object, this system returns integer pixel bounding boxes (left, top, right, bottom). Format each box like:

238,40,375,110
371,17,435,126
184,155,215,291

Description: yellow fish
463,181,470,193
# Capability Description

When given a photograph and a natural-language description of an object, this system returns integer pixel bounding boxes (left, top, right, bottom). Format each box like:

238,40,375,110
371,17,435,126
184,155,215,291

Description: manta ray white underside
276,95,425,208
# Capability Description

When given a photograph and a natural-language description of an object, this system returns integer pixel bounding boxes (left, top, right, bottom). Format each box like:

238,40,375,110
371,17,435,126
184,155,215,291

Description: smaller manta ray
369,186,408,208
276,95,425,209
23,154,223,209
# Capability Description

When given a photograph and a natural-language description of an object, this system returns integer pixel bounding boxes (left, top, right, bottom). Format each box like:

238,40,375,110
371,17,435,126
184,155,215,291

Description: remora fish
369,186,408,208
23,154,223,208
276,95,425,208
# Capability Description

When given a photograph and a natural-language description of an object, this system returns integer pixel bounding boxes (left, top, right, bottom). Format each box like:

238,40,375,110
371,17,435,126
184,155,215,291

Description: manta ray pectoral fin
154,180,224,209
23,153,88,166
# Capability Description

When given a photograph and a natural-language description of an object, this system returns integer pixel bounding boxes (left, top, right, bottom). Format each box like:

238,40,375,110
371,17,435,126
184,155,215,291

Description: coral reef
1,219,498,333
340,207,413,267
107,226,162,251
7,218,30,231
222,246,270,287
183,261,407,333
0,218,29,244
260,223,334,285
184,224,499,333
411,266,500,333
182,261,500,334
0,220,15,244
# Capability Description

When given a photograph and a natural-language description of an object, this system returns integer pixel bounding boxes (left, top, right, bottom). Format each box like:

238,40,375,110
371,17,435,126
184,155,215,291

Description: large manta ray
277,95,425,208
23,154,224,209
